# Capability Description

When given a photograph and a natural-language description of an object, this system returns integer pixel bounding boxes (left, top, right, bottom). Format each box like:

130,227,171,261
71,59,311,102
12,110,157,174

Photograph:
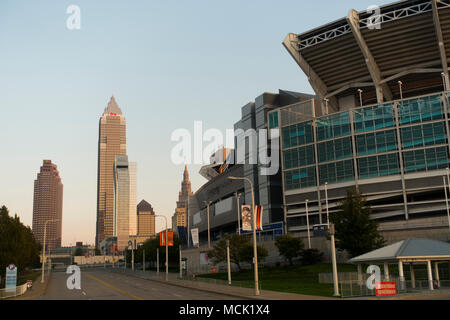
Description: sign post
5,264,17,293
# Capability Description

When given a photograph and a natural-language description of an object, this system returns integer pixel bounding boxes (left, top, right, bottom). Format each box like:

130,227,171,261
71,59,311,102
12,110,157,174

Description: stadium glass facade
269,92,450,233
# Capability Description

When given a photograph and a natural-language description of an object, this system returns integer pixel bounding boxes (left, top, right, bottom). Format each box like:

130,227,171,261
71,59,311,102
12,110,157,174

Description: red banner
376,282,397,296
160,231,174,247
255,206,263,231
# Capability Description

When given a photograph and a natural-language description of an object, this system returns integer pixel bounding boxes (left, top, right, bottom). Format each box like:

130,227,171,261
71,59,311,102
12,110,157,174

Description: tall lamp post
155,215,169,281
305,200,311,249
235,192,241,235
228,176,260,296
330,223,340,296
41,219,60,283
203,201,212,248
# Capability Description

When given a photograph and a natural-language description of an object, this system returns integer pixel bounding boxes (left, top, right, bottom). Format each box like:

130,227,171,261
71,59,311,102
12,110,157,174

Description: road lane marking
85,273,145,300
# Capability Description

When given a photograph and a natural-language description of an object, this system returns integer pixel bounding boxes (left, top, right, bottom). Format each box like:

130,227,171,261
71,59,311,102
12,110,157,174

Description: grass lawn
197,263,358,297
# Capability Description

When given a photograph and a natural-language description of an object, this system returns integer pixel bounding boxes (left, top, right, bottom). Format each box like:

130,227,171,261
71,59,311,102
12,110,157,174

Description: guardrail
0,283,28,299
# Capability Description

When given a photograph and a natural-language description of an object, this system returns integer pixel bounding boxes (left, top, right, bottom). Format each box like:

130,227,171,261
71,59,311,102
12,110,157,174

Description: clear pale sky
0,0,387,246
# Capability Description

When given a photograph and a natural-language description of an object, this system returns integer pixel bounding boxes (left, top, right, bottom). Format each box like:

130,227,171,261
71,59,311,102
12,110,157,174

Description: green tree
239,243,269,266
208,234,250,271
0,206,41,282
301,248,323,265
275,234,304,266
330,187,385,257
73,247,83,256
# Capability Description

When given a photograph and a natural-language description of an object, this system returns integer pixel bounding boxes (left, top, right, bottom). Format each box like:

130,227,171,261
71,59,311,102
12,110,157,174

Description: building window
356,130,397,156
399,94,443,125
319,160,354,185
358,153,400,179
403,147,449,173
284,166,316,190
317,137,353,163
283,145,315,169
268,111,279,129
353,103,395,133
401,122,447,149
316,112,351,141
282,121,314,149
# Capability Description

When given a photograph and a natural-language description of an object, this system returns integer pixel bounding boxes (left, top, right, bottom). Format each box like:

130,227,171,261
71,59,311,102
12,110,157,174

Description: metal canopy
349,238,450,263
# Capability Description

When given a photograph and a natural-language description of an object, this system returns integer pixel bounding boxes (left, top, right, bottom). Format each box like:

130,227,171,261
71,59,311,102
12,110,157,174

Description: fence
339,278,450,298
0,283,28,299
179,274,262,291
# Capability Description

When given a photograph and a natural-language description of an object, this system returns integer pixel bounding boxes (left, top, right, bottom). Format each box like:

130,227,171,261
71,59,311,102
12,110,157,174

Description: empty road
37,269,241,300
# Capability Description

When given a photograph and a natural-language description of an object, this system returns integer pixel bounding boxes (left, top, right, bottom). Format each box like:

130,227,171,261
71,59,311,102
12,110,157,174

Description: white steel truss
299,1,434,50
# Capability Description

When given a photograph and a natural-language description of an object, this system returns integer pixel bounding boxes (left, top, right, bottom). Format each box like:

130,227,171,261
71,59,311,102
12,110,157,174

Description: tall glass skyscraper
113,155,130,251
96,96,127,249
32,160,63,250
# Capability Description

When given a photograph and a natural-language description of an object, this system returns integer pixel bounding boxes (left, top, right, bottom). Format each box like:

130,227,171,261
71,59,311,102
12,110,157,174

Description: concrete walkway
106,267,335,300
12,274,51,300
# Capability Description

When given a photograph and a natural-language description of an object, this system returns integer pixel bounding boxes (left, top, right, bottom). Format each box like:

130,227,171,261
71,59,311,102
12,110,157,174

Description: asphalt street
37,269,242,300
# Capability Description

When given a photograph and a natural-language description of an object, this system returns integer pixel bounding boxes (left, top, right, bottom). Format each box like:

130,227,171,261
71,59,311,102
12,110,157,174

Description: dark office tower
96,96,127,249
32,160,63,250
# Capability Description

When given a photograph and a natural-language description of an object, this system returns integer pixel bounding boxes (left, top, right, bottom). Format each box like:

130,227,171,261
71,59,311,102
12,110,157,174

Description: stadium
275,0,450,242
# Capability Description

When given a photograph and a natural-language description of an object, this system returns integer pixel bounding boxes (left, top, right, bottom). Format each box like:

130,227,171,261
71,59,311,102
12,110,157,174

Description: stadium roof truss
283,0,450,112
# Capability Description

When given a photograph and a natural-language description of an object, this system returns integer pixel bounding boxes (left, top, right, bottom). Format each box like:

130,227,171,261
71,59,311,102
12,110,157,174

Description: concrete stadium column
427,260,434,291
398,261,405,290
410,264,416,289
434,262,440,288
384,263,390,281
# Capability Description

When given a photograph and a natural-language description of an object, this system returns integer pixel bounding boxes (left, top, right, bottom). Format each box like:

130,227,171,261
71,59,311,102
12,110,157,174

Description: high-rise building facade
137,200,155,236
113,155,130,251
172,166,193,229
128,162,137,236
96,96,127,248
32,160,63,251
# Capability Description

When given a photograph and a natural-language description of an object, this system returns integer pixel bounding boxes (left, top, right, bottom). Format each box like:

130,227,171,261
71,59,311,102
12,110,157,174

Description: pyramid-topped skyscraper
96,96,127,249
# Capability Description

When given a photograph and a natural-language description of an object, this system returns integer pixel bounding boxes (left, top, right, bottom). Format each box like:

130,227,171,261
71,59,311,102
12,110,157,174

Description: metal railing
0,283,28,299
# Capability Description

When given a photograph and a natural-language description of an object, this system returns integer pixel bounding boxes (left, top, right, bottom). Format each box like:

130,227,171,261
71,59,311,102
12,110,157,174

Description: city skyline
0,0,388,246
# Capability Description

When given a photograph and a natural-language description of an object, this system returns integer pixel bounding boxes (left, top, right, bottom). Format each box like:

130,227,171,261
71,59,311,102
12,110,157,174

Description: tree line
0,206,41,284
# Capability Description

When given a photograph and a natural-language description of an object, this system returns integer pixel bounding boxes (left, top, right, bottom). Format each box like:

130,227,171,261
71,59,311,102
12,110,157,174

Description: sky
0,0,388,246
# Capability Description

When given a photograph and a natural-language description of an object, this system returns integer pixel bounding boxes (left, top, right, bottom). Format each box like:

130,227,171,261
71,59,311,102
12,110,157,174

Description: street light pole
325,182,330,228
204,201,212,248
228,176,260,296
155,215,169,281
226,240,231,285
398,81,403,100
330,224,340,296
444,174,450,230
305,200,311,249
235,192,241,235
358,89,363,107
41,219,59,284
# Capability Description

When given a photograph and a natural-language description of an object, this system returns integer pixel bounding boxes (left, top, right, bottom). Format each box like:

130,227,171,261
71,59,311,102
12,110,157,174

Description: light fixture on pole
203,201,212,248
398,81,403,100
228,176,260,296
155,215,169,281
41,219,60,284
305,200,311,249
358,89,363,107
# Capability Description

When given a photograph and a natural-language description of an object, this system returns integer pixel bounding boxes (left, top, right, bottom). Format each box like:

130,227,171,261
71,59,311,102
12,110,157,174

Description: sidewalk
106,267,335,300
12,274,51,300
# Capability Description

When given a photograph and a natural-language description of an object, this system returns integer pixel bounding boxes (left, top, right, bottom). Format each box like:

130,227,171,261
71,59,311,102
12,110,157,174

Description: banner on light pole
255,205,263,231
191,228,199,247
241,205,252,231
